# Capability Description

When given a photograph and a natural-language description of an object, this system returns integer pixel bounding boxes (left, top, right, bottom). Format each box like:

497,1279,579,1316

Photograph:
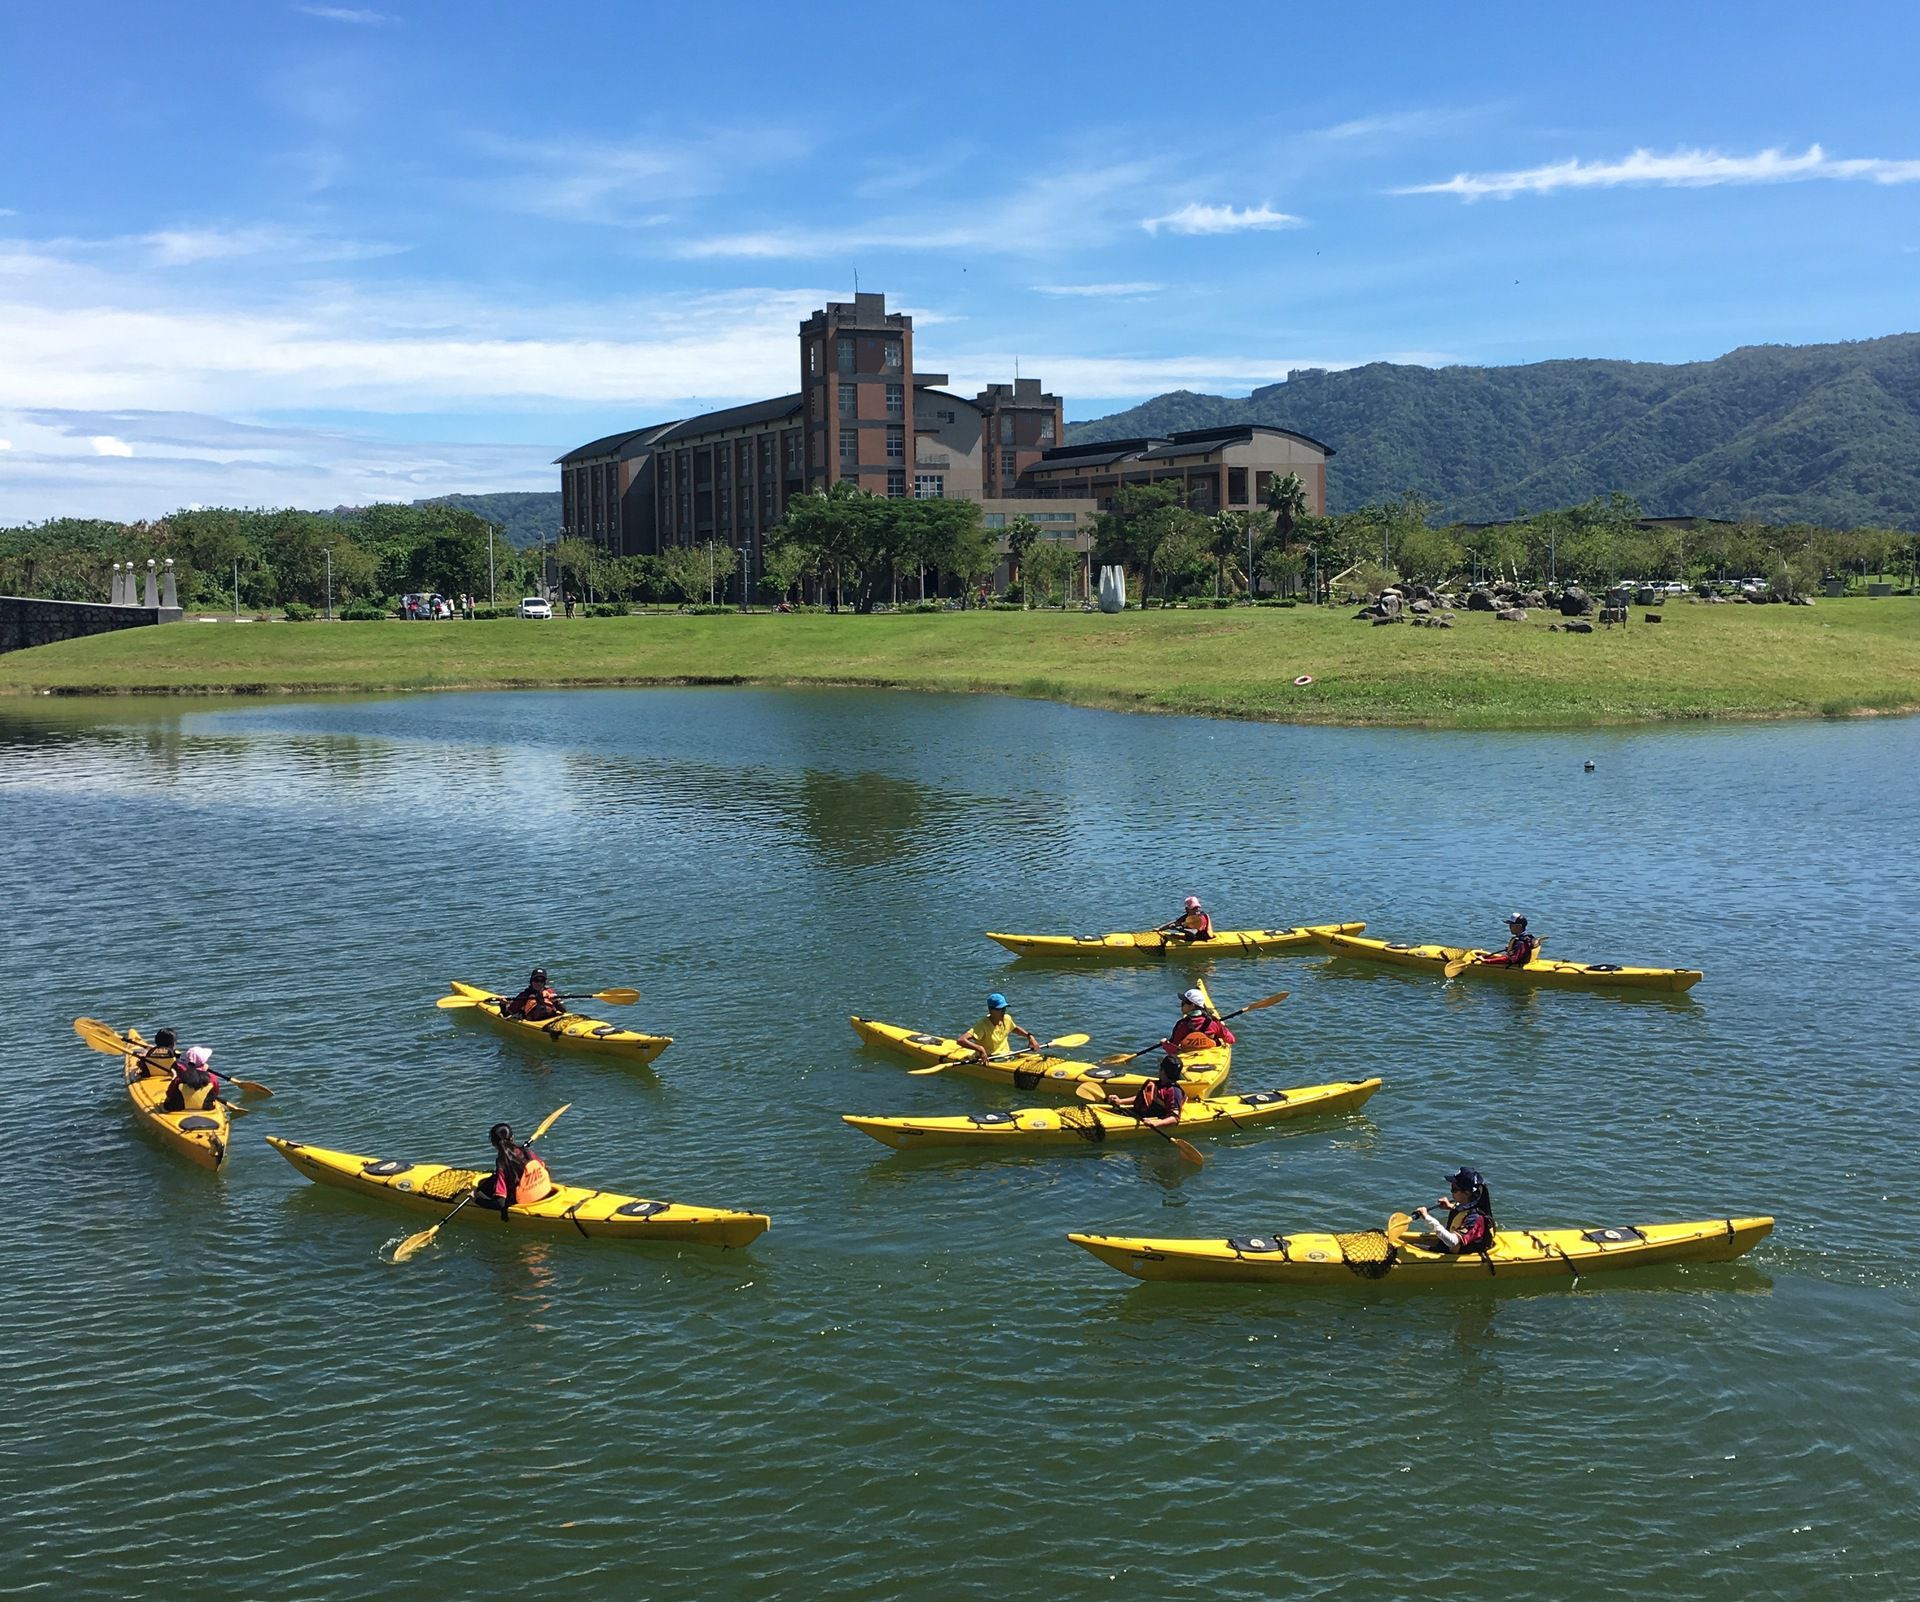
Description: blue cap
987,993,1008,1009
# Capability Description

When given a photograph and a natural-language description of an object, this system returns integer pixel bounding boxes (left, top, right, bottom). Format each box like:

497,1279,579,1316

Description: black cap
1156,1054,1184,1079
530,968,548,983
1445,1167,1484,1193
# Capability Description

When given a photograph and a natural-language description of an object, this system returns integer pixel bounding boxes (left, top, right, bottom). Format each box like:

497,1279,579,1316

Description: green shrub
472,607,502,620
281,602,315,622
340,603,387,621
586,601,630,618
682,603,735,615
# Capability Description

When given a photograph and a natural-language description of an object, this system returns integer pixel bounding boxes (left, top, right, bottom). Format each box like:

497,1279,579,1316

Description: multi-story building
556,291,1331,593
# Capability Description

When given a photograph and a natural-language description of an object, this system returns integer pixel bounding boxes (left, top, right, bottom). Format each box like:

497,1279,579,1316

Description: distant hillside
417,492,559,548
1065,333,1920,529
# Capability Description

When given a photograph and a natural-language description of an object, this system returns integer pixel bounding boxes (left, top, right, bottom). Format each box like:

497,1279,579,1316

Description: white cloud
1399,143,1920,199
1031,282,1166,299
89,435,134,456
293,5,392,22
1140,203,1304,236
141,225,404,267
0,437,11,449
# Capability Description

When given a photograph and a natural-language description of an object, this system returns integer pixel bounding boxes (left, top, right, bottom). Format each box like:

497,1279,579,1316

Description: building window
840,381,857,416
810,389,821,419
840,429,859,464
808,340,820,375
886,382,904,418
761,436,775,474
883,339,902,369
1001,449,1017,476
1039,415,1055,444
999,413,1014,445
915,474,944,499
983,513,1006,528
887,469,906,498
837,337,855,374
1228,467,1248,504
886,426,904,461
937,408,955,424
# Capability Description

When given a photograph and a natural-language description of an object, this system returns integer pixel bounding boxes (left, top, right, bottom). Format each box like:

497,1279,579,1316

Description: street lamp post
324,547,333,621
739,544,751,611
232,559,240,619
487,523,496,607
707,541,715,606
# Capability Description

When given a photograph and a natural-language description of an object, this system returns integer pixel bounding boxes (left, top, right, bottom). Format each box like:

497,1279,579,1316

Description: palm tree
1264,471,1308,539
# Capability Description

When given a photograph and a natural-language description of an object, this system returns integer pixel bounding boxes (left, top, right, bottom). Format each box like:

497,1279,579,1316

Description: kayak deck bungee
447,981,673,1066
985,921,1365,961
266,1137,768,1247
848,1017,1231,1100
1320,933,1703,993
1069,1216,1773,1285
121,1028,228,1170
842,1077,1382,1151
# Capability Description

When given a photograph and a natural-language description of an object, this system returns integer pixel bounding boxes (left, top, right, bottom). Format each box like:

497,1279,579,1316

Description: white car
518,597,553,619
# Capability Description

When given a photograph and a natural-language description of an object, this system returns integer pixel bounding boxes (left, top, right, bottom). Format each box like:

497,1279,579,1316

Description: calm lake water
3,688,1916,1601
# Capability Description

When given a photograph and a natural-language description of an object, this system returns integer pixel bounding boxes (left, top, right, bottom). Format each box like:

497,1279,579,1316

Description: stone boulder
1558,585,1594,617
1467,588,1497,612
1496,607,1528,622
1565,619,1594,634
1522,589,1547,608
1410,598,1432,615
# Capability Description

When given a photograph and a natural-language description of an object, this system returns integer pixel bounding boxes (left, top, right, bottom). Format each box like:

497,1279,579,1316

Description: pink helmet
1184,896,1201,910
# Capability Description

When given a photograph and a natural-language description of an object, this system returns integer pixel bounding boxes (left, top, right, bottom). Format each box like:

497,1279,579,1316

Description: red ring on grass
1293,675,1315,687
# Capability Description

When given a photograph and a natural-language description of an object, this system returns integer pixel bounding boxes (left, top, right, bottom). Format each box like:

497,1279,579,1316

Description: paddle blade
592,987,641,1005
1442,960,1468,979
436,994,480,1010
223,1101,252,1119
1169,1137,1206,1167
529,1102,571,1142
1238,990,1290,1014
907,1060,955,1076
389,1224,441,1262
74,1017,134,1055
1075,1082,1107,1104
1385,1210,1415,1246
230,1078,272,1098
1044,1032,1090,1049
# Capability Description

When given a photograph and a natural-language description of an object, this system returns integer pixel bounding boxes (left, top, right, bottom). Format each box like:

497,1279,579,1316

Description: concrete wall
0,596,173,655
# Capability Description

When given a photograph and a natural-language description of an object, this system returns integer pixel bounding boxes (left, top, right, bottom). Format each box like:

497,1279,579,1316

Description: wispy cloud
475,129,798,226
1140,203,1304,235
1031,282,1166,299
1399,143,1920,199
1314,111,1457,143
89,435,134,457
293,4,392,23
140,225,404,267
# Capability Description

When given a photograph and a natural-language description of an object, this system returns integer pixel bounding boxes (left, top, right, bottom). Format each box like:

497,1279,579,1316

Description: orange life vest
511,1153,554,1205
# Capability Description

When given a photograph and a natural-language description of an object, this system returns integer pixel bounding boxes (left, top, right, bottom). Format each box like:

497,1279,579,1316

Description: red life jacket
1169,1013,1231,1051
1505,933,1538,965
1137,1081,1187,1120
1177,910,1212,936
508,986,562,1020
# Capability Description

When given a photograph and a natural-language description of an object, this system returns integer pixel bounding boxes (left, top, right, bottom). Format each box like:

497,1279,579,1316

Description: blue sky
3,0,1917,519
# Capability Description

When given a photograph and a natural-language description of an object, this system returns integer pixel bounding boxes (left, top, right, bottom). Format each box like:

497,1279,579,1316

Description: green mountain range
1065,332,1920,530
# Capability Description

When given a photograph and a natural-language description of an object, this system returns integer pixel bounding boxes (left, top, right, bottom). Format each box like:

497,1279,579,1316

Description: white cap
1181,988,1205,1006
184,1045,213,1066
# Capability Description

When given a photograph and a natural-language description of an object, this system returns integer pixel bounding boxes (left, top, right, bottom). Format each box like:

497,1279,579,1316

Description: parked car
518,597,553,619
401,591,446,620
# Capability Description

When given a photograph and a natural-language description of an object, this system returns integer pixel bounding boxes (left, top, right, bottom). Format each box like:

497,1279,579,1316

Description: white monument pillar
161,558,178,610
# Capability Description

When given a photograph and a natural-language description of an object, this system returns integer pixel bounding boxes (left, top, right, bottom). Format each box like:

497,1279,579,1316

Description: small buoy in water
1583,760,1595,772
1293,674,1315,687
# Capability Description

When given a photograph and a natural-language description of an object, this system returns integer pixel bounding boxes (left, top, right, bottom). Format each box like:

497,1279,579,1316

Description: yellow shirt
970,1012,1017,1056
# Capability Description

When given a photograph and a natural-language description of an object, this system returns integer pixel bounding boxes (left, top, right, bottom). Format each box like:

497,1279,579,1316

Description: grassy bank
2,601,1916,727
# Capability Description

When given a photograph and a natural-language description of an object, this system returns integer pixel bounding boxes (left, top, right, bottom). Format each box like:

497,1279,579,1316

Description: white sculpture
1097,564,1127,613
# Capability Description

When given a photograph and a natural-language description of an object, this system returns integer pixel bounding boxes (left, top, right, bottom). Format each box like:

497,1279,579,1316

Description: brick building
556,291,1331,592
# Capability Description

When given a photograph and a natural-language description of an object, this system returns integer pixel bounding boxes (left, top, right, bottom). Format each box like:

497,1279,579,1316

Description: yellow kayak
445,981,673,1066
843,1077,1380,1151
266,1136,769,1247
848,1017,1231,1100
1321,932,1703,993
1070,1216,1772,1285
121,1028,228,1170
986,921,1365,960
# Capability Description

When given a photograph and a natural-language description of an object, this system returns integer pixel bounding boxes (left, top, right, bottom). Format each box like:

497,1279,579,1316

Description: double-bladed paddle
907,1032,1091,1076
1095,991,1289,1066
72,1016,273,1097
388,1102,571,1263
1071,1080,1205,1166
437,986,640,1011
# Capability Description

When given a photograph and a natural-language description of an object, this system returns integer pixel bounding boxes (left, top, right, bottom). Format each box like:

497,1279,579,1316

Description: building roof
554,424,676,464
658,393,803,443
1033,437,1169,467
917,388,982,412
1155,424,1337,458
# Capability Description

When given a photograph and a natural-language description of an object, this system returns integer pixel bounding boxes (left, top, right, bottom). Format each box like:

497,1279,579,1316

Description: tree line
6,482,1916,616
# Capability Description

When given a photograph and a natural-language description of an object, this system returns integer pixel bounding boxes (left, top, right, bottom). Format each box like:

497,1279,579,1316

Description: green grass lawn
3,601,1917,728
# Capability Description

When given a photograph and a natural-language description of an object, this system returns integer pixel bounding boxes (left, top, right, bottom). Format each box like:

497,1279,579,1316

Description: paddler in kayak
161,1045,223,1112
1409,1167,1496,1254
1157,895,1214,942
472,1122,556,1219
1105,1053,1188,1127
956,992,1044,1065
1162,988,1235,1054
1475,914,1539,970
502,967,565,1021
132,1027,180,1077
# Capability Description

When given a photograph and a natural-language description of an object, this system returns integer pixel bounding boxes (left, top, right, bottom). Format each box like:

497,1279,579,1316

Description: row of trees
1087,477,1920,602
8,482,1917,615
